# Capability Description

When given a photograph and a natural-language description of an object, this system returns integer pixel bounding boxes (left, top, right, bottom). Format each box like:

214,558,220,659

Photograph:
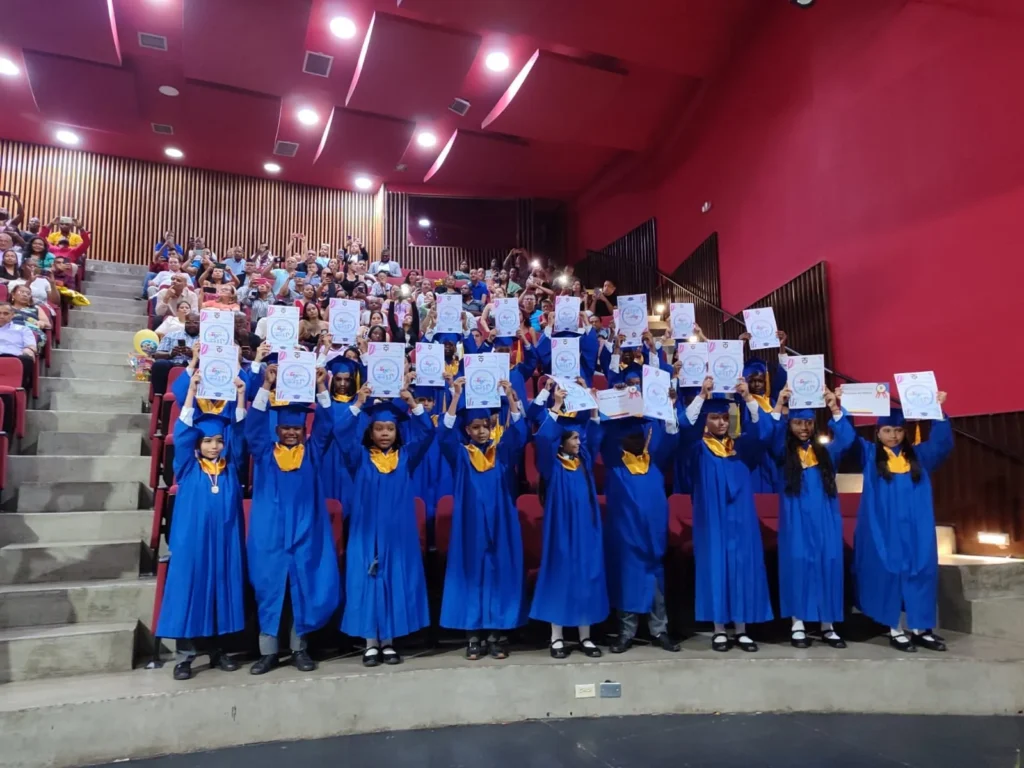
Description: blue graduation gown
681,405,775,624
850,419,953,629
741,364,788,493
244,398,341,636
671,386,701,494
529,414,609,626
410,415,454,521
334,406,433,640
600,420,677,614
322,395,356,515
439,415,527,630
537,328,599,386
770,412,855,623
157,415,247,639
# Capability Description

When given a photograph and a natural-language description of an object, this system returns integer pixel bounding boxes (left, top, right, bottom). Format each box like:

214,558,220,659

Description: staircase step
0,621,136,682
940,555,1024,599
49,392,144,413
34,431,144,457
87,260,150,278
7,456,149,486
83,272,142,288
80,283,140,300
51,362,136,381
0,579,154,629
0,540,142,585
37,377,149,409
9,481,144,513
24,412,149,450
0,510,151,544
67,310,149,333
75,295,149,316
59,327,138,351
49,348,141,371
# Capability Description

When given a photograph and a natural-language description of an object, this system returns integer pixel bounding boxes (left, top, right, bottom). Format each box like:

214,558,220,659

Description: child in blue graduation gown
741,357,788,493
439,380,527,659
244,366,341,675
680,375,775,652
409,385,453,534
769,387,854,649
601,414,681,655
333,388,433,667
322,357,358,514
530,386,608,659
158,373,247,681
849,401,953,652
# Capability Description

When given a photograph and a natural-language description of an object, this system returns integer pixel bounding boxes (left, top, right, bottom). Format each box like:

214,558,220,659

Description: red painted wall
573,0,1024,416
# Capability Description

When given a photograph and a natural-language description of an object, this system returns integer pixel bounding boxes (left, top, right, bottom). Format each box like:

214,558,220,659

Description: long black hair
783,428,838,498
875,432,922,483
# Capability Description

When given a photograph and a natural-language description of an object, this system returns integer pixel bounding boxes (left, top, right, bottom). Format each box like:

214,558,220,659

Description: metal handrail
654,269,1024,465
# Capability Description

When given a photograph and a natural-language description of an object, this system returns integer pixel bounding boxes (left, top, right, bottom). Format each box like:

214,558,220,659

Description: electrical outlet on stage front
574,683,596,698
599,682,621,698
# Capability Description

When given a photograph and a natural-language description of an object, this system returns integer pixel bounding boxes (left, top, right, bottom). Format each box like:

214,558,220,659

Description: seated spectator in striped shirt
155,273,199,317
150,313,200,398
155,299,192,339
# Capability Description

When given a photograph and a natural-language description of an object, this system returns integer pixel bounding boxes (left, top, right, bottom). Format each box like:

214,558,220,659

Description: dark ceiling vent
449,98,471,117
151,123,174,135
274,141,299,158
395,163,408,172
303,51,333,78
138,32,168,51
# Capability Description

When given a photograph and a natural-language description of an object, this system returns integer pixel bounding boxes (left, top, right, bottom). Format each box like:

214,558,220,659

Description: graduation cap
701,395,733,414
877,408,905,428
412,385,439,400
194,412,230,438
274,402,311,427
367,400,409,424
464,407,495,423
327,356,358,377
434,331,461,345
743,359,768,378
790,408,816,420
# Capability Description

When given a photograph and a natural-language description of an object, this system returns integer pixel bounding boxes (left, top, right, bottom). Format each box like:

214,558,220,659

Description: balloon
133,329,159,356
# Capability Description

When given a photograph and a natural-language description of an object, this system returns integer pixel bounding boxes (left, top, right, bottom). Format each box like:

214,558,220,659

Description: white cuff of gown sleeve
411,404,425,415
665,418,679,435
252,389,270,411
685,395,704,425
771,412,782,421
510,410,522,423
443,413,457,428
543,325,552,339
179,406,195,426
349,404,361,416
250,361,262,374
610,354,620,371
234,407,246,423
315,354,327,368
316,390,331,408
534,389,550,405
745,399,760,422
832,411,844,422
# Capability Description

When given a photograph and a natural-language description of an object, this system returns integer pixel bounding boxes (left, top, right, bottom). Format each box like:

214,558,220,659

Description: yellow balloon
133,329,160,356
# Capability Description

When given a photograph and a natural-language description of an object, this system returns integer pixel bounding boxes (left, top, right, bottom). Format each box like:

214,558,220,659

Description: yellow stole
369,448,400,473
913,423,922,446
332,393,353,403
198,457,226,476
465,442,498,471
269,391,289,407
431,414,439,427
750,393,772,413
273,444,305,471
197,398,227,415
621,450,650,475
703,434,736,458
556,453,580,471
444,359,460,378
883,446,911,474
490,423,504,443
797,445,818,469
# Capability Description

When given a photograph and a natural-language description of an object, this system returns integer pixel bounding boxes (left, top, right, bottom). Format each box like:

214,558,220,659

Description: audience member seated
299,302,326,350
44,230,89,274
155,299,192,339
148,256,194,300
239,279,272,327
155,273,198,317
42,216,85,249
202,284,240,311
588,279,618,318
0,301,37,392
453,260,471,280
369,247,401,277
0,233,20,265
150,313,200,398
8,284,49,354
0,249,20,282
223,246,247,279
460,284,484,316
186,237,216,272
9,262,58,306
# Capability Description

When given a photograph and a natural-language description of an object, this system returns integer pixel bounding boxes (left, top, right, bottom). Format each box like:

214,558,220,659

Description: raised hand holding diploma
742,307,780,350
894,371,943,419
707,340,744,393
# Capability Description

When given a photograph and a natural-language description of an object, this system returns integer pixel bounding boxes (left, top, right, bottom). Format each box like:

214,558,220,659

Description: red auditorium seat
0,285,7,302
243,498,252,535
516,494,544,585
754,494,780,549
839,493,860,548
415,497,427,553
592,373,608,391
667,494,694,554
435,495,454,555
524,442,539,492
326,498,344,554
386,276,404,287
424,270,447,281
0,357,28,438
592,461,605,494
0,400,8,490
596,494,607,521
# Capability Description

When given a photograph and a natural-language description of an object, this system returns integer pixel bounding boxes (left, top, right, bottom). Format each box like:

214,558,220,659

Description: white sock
381,638,394,648
551,624,564,643
713,623,727,634
365,638,380,651
822,622,834,633
734,622,746,635
791,619,806,633
890,627,909,641
578,625,591,641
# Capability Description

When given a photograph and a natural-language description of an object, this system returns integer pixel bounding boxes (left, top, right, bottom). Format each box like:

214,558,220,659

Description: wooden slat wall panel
383,189,535,273
0,140,380,265
665,231,724,339
575,218,658,297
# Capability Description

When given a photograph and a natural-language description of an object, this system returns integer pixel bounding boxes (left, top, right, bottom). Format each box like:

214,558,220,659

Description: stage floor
3,631,1023,768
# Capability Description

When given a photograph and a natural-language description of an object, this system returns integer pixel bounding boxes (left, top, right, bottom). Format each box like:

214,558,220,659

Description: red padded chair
0,399,7,490
839,493,860,548
516,494,544,586
592,373,608,391
434,495,454,555
415,497,428,554
524,442,539,492
596,494,607,521
0,284,7,302
326,498,344,554
667,494,694,555
754,494,780,550
0,357,28,438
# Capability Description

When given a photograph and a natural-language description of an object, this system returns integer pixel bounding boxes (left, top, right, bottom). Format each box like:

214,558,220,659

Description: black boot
210,651,239,672
293,649,317,672
654,633,680,652
250,654,279,675
609,637,632,654
173,660,192,681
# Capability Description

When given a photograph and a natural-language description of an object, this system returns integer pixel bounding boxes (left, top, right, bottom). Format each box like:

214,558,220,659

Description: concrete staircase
938,554,1024,640
0,261,155,683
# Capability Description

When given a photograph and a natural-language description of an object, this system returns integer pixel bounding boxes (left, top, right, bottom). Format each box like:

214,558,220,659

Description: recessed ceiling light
158,85,179,97
297,108,319,126
416,131,437,149
354,176,373,190
418,218,431,228
264,162,282,173
329,16,357,39
55,130,80,146
164,147,184,159
0,58,19,77
484,51,510,72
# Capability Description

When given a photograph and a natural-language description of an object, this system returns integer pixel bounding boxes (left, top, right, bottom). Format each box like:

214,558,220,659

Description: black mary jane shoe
609,637,632,654
173,660,193,681
821,631,847,649
249,654,279,675
579,638,603,658
293,650,317,672
733,634,759,653
911,631,947,652
362,648,382,667
210,651,239,672
466,638,485,661
654,632,681,652
549,640,570,659
381,645,403,665
790,630,812,649
711,632,731,652
889,633,917,653
489,636,509,660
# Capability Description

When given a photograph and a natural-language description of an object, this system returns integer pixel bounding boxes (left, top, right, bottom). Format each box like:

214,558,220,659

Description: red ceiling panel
24,51,141,134
345,12,481,121
315,107,415,178
0,0,122,67
179,83,279,157
181,0,313,97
